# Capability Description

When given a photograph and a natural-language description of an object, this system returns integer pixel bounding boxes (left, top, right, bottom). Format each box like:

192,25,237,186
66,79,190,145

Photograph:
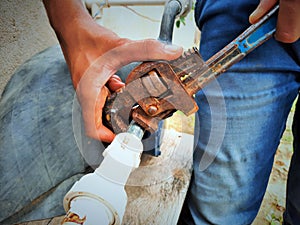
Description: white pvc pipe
62,131,144,225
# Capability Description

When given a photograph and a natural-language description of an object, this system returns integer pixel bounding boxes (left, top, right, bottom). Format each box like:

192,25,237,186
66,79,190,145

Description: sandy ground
0,1,294,224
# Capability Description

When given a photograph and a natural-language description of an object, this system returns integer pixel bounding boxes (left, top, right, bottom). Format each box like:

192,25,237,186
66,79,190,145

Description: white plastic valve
62,126,144,225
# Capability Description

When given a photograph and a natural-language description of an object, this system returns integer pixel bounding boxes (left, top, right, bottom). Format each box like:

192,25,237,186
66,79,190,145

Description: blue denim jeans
179,1,300,224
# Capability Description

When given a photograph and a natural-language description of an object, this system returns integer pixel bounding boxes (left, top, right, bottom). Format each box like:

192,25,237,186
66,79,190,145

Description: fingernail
249,10,257,23
249,10,257,18
164,44,182,53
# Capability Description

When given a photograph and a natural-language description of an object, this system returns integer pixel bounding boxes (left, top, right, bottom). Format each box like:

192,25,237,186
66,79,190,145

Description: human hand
249,0,300,43
73,33,183,143
43,0,183,143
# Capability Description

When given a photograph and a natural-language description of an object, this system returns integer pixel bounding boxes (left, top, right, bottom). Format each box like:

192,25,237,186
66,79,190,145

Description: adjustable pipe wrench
104,5,279,134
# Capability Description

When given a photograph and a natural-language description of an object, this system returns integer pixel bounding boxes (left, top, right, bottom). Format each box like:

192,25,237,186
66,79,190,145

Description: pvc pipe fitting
62,131,144,225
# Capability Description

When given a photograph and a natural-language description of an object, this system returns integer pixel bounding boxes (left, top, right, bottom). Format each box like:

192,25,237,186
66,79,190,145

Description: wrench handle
184,5,278,95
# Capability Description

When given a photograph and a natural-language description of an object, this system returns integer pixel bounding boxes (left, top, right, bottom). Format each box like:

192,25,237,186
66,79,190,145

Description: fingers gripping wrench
104,5,279,134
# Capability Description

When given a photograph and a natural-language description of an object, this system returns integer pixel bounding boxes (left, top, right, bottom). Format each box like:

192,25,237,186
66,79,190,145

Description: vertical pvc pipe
62,123,144,225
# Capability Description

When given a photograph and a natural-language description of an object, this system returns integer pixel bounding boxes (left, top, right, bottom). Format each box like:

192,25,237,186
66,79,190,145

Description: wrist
43,0,125,87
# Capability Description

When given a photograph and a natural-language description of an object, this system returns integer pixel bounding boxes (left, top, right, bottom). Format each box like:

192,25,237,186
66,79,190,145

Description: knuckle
143,39,160,57
258,0,278,11
276,31,298,43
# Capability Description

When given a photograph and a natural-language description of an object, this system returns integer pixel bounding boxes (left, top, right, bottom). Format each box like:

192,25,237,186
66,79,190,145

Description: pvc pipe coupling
62,128,144,225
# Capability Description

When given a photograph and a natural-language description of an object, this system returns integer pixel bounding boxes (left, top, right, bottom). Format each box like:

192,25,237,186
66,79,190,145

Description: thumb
102,39,183,70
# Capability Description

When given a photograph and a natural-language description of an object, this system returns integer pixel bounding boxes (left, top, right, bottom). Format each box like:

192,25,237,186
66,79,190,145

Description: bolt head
147,105,158,115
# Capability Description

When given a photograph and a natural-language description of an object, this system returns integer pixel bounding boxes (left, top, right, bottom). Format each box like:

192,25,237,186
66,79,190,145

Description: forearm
42,0,121,86
43,0,92,44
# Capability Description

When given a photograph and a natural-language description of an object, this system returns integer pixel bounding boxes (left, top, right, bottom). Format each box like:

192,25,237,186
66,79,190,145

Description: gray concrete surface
0,0,57,96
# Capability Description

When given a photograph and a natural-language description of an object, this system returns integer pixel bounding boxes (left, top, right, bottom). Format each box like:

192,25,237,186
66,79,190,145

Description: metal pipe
127,121,144,140
158,0,181,44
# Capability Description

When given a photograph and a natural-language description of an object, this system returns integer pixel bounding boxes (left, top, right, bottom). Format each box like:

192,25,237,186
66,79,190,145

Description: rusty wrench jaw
104,0,193,134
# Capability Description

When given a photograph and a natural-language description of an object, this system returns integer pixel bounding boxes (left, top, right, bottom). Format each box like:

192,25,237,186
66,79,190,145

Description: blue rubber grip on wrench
235,5,278,55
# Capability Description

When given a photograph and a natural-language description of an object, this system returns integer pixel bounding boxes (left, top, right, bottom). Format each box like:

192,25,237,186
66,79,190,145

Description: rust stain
61,212,86,225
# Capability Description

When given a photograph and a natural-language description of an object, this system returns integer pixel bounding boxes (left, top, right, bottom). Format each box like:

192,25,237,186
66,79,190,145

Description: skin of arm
249,0,300,43
42,0,183,142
